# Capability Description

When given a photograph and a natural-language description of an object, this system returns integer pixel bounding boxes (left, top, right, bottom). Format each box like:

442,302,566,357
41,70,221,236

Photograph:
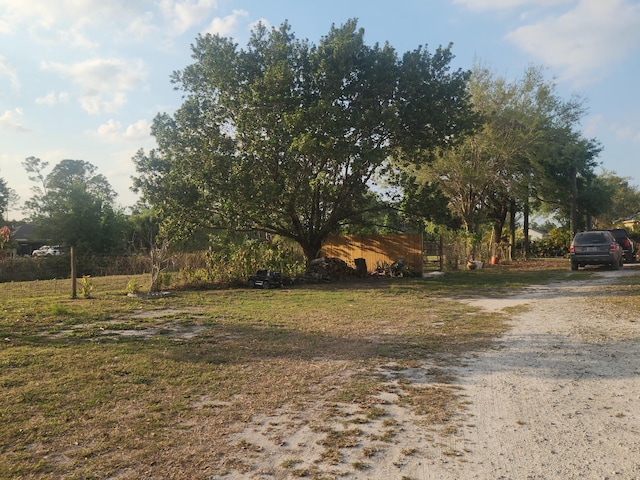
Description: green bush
169,234,306,289
528,228,571,258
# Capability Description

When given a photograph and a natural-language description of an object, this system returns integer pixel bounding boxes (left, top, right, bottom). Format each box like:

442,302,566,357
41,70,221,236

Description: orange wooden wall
320,233,423,273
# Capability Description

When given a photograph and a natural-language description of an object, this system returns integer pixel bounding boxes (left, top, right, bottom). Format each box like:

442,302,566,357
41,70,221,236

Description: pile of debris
373,258,416,277
306,257,357,281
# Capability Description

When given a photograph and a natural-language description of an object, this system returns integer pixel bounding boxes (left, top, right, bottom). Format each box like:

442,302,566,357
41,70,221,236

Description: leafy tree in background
0,176,10,222
123,204,161,254
464,65,598,252
132,19,471,261
533,131,603,234
0,174,18,222
22,157,127,253
588,170,640,228
400,63,602,258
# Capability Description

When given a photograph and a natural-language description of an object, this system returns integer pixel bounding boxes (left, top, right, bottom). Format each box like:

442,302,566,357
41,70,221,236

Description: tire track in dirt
218,268,640,479
431,270,640,479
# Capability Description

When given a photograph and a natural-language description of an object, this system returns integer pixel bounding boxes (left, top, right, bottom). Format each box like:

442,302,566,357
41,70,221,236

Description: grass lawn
0,260,612,479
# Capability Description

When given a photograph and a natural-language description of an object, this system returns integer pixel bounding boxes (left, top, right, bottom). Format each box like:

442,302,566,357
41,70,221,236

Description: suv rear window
574,232,610,244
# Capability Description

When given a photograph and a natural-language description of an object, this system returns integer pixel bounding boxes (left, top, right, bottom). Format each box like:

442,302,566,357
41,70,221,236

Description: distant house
528,228,548,241
10,223,45,256
621,215,640,231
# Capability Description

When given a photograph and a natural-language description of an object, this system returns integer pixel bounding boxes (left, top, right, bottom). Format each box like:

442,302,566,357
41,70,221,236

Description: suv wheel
262,281,270,289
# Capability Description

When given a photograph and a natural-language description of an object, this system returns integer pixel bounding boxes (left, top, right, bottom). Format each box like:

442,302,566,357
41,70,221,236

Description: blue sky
1,0,639,219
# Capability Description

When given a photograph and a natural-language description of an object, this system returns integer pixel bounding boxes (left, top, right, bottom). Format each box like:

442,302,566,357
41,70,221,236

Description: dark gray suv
570,230,623,271
608,228,636,263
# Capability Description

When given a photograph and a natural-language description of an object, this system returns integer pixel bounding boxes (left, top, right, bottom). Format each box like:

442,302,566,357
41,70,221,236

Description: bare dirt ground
221,266,640,480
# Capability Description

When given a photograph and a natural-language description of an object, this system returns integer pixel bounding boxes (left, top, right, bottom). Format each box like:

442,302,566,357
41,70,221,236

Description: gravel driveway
227,267,640,479
427,267,640,480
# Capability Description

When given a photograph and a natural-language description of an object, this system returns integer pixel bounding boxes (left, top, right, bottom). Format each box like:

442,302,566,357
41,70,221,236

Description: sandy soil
224,267,640,480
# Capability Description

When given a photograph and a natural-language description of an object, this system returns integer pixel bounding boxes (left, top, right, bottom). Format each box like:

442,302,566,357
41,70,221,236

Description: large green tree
582,170,640,229
0,173,18,222
533,130,603,234
23,157,126,253
132,19,471,260
401,63,601,257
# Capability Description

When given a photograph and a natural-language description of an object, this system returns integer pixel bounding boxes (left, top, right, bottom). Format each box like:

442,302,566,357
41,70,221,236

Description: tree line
2,19,639,260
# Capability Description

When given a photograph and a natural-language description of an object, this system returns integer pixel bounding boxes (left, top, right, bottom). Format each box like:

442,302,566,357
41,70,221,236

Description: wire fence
0,255,152,302
0,236,544,302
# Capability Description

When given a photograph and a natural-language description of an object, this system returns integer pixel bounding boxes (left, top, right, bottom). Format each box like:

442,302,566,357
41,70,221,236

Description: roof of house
11,223,41,242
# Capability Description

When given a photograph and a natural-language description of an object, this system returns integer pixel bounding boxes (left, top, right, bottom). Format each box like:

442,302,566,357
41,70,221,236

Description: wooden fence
320,233,424,274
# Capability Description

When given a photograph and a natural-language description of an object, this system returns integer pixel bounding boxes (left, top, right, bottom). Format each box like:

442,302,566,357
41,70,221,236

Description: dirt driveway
229,267,640,479
428,266,640,480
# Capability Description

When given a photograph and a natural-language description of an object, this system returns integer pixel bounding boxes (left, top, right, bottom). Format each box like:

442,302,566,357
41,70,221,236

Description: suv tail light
610,244,617,251
570,245,575,253
623,239,630,248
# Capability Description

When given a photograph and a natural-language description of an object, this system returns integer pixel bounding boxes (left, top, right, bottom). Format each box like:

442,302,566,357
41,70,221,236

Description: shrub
79,275,94,299
529,228,571,258
126,277,142,294
168,234,306,289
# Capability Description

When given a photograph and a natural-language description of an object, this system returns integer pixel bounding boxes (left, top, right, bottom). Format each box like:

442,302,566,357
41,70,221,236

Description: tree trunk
523,196,530,260
509,199,516,261
70,246,77,299
570,165,578,236
491,204,508,262
301,238,324,265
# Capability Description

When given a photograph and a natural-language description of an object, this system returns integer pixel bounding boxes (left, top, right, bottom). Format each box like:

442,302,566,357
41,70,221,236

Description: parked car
608,228,636,263
32,245,63,257
247,270,283,289
32,245,51,257
570,230,623,270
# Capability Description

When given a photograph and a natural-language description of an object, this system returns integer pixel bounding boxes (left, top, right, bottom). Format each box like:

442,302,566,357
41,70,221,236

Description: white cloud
125,10,159,41
57,28,99,49
506,0,640,84
0,0,136,31
95,119,122,138
452,0,570,11
160,0,219,35
0,0,216,48
79,91,127,115
0,108,28,132
0,0,57,33
249,18,271,32
41,58,147,114
454,0,640,85
124,119,151,140
35,91,71,106
0,55,20,91
206,9,249,36
92,119,151,142
610,115,640,144
0,16,11,34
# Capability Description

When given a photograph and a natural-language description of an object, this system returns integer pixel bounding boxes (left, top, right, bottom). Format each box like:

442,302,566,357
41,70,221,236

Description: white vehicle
32,245,51,257
32,245,63,257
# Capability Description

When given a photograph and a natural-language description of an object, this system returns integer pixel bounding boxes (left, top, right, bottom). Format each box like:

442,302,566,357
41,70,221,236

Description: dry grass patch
0,266,574,479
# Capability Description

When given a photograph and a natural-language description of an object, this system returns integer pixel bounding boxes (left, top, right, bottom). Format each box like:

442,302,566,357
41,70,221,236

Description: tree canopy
0,173,18,222
590,171,640,228
23,157,126,253
133,19,472,260
397,63,604,254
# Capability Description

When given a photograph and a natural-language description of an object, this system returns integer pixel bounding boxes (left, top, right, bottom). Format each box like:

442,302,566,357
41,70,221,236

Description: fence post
439,235,444,271
70,246,77,299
